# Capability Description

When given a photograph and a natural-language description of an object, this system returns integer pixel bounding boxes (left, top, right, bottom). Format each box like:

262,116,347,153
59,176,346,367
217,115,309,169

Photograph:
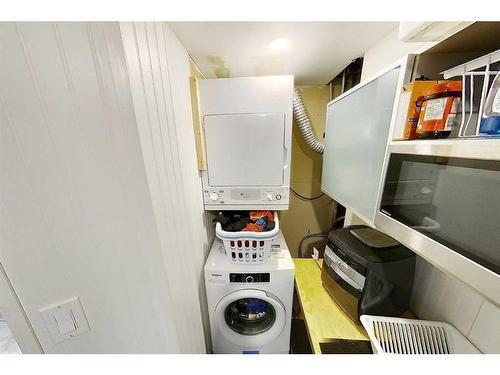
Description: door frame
0,262,43,353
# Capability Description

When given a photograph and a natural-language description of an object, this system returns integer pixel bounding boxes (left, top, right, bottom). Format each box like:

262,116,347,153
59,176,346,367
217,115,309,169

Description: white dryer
204,231,295,354
198,76,293,211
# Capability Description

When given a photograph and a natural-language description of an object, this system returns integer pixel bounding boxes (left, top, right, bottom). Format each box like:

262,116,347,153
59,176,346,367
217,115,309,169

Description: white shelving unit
374,50,500,307
441,49,500,78
441,49,500,137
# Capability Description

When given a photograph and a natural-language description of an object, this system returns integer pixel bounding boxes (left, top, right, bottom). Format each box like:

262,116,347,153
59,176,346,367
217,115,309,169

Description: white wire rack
441,49,500,137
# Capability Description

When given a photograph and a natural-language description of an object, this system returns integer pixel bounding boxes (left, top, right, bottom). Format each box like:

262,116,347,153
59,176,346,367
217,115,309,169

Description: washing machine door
214,289,286,348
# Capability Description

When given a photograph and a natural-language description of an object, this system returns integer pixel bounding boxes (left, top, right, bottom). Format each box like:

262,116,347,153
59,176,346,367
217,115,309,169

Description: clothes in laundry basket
243,223,264,232
250,211,274,222
214,211,275,232
213,211,250,231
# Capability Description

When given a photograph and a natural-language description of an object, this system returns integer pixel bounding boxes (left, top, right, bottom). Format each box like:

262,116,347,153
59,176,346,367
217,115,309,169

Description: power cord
297,216,345,258
290,187,325,201
298,232,328,258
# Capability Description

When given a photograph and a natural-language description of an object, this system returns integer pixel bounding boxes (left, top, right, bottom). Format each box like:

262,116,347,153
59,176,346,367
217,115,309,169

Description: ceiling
169,22,397,85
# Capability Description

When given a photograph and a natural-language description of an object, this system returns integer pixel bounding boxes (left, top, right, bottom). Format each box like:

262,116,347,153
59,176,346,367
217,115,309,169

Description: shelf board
387,137,500,162
390,136,500,146
422,22,500,56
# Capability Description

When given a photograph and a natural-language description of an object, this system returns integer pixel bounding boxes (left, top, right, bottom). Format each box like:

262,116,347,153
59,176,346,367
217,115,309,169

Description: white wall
120,22,214,353
411,257,500,353
0,22,210,353
360,27,434,81
360,25,500,353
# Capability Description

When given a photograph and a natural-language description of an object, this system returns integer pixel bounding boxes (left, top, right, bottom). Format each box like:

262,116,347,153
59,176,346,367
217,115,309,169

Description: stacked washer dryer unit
200,76,295,354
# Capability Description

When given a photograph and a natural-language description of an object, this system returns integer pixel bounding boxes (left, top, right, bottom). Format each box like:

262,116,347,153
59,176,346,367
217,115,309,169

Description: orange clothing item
249,211,274,222
242,223,264,232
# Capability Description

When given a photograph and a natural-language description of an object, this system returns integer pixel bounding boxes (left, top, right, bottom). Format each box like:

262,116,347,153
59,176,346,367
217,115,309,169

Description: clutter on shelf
394,78,462,140
415,80,462,139
480,71,500,135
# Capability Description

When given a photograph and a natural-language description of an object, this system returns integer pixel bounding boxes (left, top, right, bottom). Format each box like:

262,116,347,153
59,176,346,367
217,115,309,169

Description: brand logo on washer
211,273,223,277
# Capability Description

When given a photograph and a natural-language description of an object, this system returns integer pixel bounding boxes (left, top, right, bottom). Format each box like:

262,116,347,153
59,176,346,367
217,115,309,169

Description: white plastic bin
215,212,279,264
360,315,480,354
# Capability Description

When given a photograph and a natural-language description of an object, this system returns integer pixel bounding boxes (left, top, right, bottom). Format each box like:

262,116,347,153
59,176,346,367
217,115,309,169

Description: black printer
321,225,415,322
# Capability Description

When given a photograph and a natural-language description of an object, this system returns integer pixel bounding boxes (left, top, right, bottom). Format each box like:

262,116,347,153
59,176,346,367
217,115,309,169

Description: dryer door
203,113,286,187
214,289,286,347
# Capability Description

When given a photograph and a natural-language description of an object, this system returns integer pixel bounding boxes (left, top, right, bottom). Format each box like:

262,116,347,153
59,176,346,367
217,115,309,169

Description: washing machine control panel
230,273,270,283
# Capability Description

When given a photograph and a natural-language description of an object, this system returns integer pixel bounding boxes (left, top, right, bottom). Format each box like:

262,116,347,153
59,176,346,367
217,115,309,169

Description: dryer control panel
230,273,270,283
203,187,288,206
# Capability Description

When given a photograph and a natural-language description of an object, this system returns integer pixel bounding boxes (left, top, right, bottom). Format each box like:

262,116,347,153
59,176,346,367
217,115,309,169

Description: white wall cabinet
321,56,414,225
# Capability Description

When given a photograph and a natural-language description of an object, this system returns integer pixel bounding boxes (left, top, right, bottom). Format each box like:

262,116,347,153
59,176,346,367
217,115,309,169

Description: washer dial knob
245,275,254,283
209,192,219,201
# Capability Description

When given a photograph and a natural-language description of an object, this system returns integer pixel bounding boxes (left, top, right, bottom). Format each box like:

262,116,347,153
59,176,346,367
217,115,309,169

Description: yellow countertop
293,258,368,354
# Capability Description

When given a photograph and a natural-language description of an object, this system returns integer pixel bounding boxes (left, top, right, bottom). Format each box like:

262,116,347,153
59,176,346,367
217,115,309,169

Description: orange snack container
416,81,462,139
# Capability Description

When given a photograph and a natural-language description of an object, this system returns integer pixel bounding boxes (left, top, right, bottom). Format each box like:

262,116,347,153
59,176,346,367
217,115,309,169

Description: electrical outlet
312,247,319,260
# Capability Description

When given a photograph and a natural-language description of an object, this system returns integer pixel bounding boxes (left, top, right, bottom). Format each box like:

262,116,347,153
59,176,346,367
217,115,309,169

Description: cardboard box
393,81,439,140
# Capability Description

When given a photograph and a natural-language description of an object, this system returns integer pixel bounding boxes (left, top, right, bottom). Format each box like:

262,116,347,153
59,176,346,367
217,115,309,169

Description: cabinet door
321,58,412,224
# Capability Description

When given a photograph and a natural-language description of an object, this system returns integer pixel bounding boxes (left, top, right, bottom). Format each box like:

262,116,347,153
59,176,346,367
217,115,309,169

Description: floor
290,318,313,354
0,316,21,354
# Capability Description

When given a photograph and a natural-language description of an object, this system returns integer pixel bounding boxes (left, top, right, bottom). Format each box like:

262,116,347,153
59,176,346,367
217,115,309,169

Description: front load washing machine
204,231,295,354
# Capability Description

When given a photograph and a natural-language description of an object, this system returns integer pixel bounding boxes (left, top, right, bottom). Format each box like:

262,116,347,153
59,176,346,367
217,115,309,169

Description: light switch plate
40,297,90,344
53,308,77,335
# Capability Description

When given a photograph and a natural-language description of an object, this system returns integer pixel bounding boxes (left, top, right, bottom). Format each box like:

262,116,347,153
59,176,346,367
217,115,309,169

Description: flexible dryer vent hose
292,87,325,154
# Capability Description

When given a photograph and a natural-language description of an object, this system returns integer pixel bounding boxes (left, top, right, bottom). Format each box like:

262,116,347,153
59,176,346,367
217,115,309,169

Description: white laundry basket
215,212,279,264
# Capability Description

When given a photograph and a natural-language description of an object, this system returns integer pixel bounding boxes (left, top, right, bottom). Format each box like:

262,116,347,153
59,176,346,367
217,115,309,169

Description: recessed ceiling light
269,38,290,51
